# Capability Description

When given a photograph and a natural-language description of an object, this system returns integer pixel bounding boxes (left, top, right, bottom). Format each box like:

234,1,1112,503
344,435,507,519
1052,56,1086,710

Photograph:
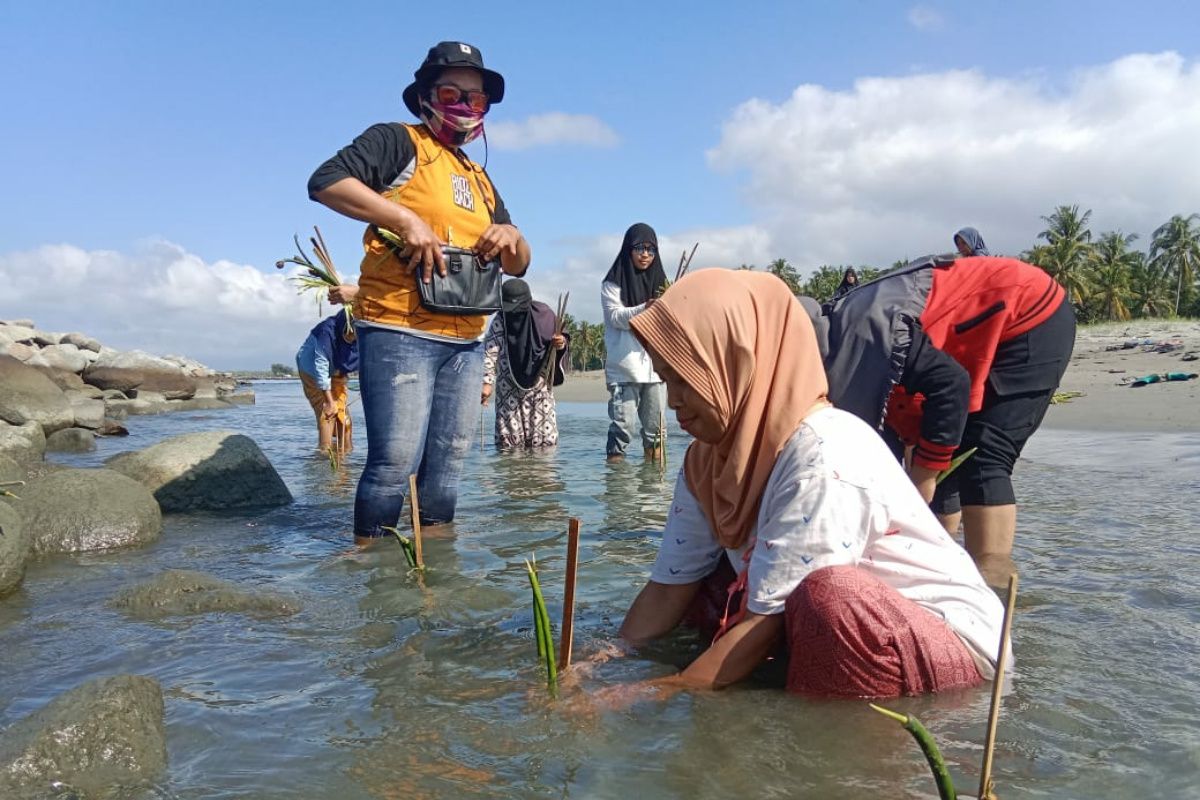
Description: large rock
0,356,74,433
67,395,106,429
0,341,38,362
84,350,197,400
0,453,23,485
0,675,166,799
60,332,102,353
162,354,216,377
17,468,162,555
0,325,38,346
37,342,90,373
111,569,301,619
0,421,46,463
45,428,96,453
106,431,291,512
36,366,86,392
0,502,31,596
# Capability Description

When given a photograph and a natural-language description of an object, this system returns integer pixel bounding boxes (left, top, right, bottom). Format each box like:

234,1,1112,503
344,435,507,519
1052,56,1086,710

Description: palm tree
1149,213,1200,317
767,258,804,294
1129,257,1173,319
1026,205,1096,310
1088,231,1140,322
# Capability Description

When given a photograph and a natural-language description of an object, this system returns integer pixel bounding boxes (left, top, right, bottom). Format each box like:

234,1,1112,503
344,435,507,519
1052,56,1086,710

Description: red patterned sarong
785,565,983,698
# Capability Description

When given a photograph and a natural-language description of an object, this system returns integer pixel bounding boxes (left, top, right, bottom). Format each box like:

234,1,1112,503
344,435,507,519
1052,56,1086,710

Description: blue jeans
606,382,666,455
354,326,483,536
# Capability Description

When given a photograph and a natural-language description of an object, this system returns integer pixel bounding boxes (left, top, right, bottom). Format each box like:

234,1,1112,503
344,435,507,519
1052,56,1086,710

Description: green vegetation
870,704,958,800
561,207,1199,373
270,363,295,377
525,555,558,694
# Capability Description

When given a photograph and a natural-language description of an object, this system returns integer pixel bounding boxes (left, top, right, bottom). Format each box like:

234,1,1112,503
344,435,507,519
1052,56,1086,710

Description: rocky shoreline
1,319,295,797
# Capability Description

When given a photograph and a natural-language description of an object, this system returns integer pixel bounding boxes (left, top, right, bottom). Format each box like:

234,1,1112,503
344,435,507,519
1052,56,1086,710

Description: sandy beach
554,320,1200,433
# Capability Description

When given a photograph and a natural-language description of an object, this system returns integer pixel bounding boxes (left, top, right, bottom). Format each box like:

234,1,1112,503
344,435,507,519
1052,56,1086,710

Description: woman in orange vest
308,41,531,544
809,255,1076,586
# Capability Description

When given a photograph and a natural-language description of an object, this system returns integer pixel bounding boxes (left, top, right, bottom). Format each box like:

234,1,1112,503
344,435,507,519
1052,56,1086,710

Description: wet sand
554,320,1200,432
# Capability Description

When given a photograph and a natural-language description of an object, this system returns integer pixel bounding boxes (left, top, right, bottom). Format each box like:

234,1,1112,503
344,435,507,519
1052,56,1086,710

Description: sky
2,1,1198,369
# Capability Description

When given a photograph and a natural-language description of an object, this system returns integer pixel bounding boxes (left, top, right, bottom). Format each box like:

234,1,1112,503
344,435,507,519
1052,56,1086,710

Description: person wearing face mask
602,223,669,462
308,41,532,544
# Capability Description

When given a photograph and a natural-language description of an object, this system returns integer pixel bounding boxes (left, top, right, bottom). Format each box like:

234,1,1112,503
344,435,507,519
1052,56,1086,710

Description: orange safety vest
355,123,499,340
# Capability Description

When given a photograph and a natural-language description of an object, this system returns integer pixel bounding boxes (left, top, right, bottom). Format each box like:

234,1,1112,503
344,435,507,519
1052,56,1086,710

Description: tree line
557,207,1200,371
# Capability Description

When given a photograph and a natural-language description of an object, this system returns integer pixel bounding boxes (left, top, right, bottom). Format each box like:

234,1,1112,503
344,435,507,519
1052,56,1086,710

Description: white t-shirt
650,406,1006,674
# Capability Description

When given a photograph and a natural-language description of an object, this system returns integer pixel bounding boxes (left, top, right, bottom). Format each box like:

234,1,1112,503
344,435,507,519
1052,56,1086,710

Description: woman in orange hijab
616,269,1004,697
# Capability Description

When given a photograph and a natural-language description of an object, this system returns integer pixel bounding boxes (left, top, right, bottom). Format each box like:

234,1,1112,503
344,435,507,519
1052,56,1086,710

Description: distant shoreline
554,320,1200,433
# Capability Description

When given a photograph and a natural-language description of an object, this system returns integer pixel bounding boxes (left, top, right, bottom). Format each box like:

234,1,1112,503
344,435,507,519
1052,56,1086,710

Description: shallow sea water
1,381,1198,798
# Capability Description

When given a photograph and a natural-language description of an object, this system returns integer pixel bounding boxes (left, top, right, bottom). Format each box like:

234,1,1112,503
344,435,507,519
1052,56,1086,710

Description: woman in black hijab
481,279,569,450
601,223,669,461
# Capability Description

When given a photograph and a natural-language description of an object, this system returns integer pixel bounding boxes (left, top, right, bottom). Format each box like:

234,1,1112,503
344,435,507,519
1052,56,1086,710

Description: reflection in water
5,387,1199,799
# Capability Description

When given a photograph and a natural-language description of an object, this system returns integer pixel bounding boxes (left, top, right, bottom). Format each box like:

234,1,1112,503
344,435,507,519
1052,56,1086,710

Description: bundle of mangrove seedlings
525,554,557,693
276,225,353,334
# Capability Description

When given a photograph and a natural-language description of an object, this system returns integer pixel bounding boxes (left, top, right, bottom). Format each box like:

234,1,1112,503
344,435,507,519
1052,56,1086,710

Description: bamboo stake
408,474,424,569
978,572,1018,800
659,404,667,473
558,518,581,671
676,242,699,282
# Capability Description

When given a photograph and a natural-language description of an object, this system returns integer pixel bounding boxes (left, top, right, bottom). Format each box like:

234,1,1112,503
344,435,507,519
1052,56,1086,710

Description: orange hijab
631,269,829,549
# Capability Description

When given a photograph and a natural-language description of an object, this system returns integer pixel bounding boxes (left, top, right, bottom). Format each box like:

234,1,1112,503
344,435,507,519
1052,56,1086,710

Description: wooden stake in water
659,404,667,473
558,517,581,671
407,474,424,569
978,572,1018,800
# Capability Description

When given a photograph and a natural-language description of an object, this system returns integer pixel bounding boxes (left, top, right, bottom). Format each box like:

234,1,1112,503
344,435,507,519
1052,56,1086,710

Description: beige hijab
631,269,829,550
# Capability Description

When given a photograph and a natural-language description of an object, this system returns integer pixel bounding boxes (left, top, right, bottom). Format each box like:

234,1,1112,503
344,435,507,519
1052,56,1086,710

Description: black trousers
932,298,1076,513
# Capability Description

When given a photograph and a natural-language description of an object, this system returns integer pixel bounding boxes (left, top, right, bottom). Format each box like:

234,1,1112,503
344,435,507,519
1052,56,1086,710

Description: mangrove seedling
870,704,958,800
381,525,420,570
936,447,978,485
525,554,558,694
0,479,23,500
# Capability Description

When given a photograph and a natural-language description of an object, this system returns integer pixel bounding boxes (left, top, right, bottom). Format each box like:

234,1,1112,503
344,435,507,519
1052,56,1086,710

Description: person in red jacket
806,254,1076,587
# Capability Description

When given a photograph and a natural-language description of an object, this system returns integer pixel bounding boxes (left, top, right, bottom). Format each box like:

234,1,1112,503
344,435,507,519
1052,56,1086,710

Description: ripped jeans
353,325,484,536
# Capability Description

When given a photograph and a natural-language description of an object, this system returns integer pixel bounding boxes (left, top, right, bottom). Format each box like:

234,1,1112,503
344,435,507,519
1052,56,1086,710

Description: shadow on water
2,386,1198,798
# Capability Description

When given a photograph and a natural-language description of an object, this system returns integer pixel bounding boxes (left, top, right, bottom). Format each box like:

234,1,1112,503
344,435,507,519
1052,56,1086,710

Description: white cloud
907,5,945,31
706,52,1200,270
0,239,345,370
487,112,619,150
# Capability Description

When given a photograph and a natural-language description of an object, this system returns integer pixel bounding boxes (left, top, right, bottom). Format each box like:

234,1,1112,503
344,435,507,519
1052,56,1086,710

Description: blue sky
2,1,1198,368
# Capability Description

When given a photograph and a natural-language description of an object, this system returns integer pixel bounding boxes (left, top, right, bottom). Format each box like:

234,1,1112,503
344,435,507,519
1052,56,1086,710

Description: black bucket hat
402,41,505,117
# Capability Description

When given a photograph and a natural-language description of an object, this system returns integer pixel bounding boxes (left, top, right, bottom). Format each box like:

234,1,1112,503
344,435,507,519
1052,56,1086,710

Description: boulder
101,388,128,401
37,342,89,373
0,674,166,799
35,367,86,392
45,428,96,453
60,332,102,353
17,468,162,555
111,569,301,619
0,453,23,485
30,331,61,347
1,342,38,361
0,325,38,345
169,397,235,412
226,390,256,405
84,350,197,400
162,354,216,377
0,502,31,596
106,431,291,512
73,383,104,399
0,421,46,463
96,419,130,437
67,395,106,429
0,356,74,433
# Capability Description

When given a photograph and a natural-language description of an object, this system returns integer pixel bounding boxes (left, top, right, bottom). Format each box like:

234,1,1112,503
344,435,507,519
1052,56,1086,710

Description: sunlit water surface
1,382,1197,798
